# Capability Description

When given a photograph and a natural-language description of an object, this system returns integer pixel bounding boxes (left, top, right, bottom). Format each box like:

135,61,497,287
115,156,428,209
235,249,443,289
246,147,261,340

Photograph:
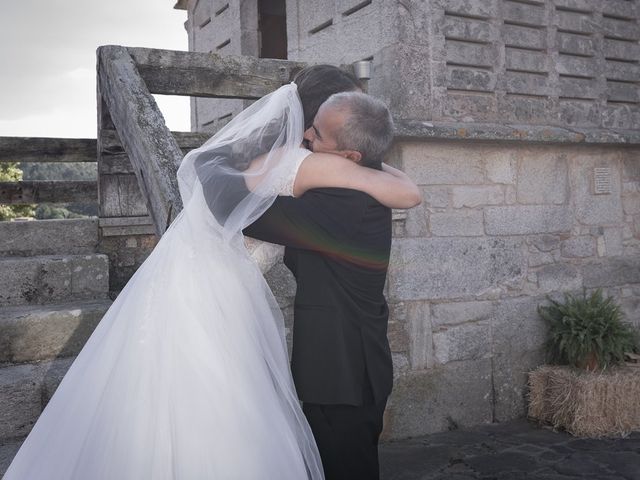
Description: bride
3,68,419,480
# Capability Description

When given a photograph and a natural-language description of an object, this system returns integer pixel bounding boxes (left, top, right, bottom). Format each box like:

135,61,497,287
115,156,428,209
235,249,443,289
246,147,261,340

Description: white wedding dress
3,85,323,479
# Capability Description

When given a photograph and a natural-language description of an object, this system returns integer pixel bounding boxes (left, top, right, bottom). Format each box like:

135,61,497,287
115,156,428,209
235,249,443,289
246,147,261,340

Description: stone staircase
0,218,112,475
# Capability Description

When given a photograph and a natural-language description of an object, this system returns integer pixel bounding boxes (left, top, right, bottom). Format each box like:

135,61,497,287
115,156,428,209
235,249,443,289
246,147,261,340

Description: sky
0,0,190,138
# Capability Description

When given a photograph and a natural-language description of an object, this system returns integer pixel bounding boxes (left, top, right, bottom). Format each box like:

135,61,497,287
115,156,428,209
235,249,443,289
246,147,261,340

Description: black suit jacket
244,188,393,406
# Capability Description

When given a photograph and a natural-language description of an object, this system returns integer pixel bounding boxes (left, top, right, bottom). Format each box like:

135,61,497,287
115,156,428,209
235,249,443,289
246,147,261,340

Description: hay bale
527,364,640,437
528,366,551,422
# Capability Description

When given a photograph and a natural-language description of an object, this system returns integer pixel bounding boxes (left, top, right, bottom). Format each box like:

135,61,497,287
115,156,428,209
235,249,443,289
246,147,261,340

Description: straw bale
527,364,640,437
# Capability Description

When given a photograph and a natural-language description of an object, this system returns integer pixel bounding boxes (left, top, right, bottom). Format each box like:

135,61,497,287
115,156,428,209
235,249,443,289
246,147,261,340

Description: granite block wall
285,0,640,129
183,0,640,129
185,0,259,131
379,140,640,437
174,0,640,439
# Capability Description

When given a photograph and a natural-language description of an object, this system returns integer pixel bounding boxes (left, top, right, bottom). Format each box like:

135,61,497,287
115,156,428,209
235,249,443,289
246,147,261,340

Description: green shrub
0,204,35,221
35,204,85,220
538,288,639,370
19,162,97,181
0,163,35,221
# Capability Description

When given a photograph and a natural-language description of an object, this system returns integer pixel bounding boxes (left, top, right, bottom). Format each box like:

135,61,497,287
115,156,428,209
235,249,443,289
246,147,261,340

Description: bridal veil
4,84,324,479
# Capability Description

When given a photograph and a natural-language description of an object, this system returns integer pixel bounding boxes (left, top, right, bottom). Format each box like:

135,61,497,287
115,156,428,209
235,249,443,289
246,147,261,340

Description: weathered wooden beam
99,216,155,237
0,137,96,163
98,130,209,175
126,47,307,98
98,129,211,178
98,173,148,217
172,131,211,150
98,45,184,236
0,181,97,204
99,129,209,154
0,132,204,165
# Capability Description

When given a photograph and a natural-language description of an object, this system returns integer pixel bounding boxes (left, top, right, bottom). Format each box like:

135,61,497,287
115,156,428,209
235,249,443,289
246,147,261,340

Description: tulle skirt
3,194,323,479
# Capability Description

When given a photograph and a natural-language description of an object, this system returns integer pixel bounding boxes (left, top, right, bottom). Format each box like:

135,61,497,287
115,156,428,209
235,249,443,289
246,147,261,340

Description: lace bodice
247,147,311,273
272,147,312,197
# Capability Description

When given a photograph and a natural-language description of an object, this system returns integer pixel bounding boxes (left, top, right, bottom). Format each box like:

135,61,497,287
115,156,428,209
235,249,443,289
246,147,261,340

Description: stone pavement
379,419,640,480
2,419,638,478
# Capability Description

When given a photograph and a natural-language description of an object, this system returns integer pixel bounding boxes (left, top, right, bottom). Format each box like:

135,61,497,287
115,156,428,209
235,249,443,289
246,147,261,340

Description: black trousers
302,383,387,480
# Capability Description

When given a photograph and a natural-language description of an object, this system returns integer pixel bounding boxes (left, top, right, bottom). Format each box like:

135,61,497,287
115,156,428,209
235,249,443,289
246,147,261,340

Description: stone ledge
98,216,155,237
0,357,73,440
395,120,640,145
0,254,110,306
0,218,98,257
0,299,112,363
0,437,23,478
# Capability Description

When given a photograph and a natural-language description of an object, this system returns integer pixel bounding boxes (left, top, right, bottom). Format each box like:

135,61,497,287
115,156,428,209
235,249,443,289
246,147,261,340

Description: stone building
174,0,640,439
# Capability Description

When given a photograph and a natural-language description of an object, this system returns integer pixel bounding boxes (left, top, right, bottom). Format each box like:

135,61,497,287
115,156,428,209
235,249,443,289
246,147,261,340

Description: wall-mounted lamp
353,60,372,80
352,60,372,93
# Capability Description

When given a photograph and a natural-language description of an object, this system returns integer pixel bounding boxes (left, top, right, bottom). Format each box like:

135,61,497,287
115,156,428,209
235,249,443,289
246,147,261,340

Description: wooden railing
96,46,306,236
3,47,324,232
0,133,208,207
0,137,97,205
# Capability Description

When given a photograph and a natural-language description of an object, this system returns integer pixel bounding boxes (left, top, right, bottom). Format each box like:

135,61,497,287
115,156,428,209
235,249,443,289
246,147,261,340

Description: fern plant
537,288,639,370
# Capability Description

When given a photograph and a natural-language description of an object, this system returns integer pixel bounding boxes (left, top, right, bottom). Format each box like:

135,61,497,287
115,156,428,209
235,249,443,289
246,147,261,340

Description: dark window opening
258,0,287,59
309,19,333,35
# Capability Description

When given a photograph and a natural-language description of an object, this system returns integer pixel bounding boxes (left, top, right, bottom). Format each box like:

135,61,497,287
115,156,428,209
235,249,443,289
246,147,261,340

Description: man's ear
303,126,314,142
343,150,362,163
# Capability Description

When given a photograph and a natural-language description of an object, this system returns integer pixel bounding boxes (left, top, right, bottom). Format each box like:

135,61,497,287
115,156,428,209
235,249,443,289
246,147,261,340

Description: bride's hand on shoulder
293,152,422,209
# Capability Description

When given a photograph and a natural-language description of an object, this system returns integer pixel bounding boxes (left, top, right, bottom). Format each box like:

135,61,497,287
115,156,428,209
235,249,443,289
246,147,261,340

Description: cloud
0,0,189,136
0,94,190,138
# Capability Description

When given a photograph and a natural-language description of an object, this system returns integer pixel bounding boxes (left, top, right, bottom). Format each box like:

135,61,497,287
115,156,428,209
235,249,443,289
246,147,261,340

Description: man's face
303,104,346,154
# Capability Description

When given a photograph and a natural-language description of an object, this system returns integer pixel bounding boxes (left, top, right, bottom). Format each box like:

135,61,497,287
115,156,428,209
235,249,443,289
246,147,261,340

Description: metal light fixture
353,60,372,80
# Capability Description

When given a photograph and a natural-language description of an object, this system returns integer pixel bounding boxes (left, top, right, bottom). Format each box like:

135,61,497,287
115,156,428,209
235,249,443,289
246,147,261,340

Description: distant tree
34,203,96,220
0,163,21,182
0,163,35,221
20,162,97,181
1,163,98,221
20,162,98,219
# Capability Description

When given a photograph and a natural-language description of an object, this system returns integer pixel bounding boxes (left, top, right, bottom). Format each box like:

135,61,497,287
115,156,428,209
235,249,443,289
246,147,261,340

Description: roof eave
173,0,188,10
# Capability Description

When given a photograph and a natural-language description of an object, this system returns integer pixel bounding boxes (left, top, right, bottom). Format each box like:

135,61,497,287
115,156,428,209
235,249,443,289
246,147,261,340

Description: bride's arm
292,153,422,209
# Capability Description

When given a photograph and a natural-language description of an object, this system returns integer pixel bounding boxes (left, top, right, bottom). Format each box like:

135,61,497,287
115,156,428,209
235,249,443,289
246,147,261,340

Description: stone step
0,300,112,364
0,357,72,442
0,438,24,478
0,436,24,478
0,254,109,307
0,218,98,257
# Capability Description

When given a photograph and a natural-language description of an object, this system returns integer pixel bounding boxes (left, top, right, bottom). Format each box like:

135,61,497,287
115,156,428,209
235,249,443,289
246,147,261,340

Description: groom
244,68,394,480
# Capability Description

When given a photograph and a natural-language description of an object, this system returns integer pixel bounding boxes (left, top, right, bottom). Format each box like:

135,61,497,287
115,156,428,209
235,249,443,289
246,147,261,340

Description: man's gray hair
321,92,394,168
